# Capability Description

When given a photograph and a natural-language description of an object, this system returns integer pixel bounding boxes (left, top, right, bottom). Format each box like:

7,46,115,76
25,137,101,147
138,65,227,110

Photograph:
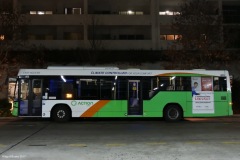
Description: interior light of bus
61,75,66,82
160,84,164,87
171,76,176,80
115,76,118,80
112,87,115,91
66,93,72,99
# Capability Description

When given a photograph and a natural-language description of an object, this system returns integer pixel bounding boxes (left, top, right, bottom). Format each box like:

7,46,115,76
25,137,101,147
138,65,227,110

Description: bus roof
17,67,229,77
47,66,119,70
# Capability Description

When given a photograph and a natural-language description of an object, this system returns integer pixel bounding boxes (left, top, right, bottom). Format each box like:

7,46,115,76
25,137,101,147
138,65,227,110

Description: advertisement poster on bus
191,77,214,114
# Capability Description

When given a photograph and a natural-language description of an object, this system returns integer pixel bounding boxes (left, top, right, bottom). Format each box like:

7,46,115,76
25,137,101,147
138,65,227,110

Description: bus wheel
164,105,182,122
52,105,71,122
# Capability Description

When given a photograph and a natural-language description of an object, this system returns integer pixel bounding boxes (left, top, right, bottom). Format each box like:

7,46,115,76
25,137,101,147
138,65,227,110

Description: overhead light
61,75,66,82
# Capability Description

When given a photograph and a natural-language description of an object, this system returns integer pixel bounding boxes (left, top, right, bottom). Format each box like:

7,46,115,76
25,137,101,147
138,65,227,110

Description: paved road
0,116,240,160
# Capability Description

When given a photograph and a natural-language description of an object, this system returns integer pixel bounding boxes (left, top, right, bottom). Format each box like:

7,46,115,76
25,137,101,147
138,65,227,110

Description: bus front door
128,80,143,115
19,79,42,117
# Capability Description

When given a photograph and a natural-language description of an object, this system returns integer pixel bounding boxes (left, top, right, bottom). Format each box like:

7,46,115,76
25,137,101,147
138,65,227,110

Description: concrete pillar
151,0,160,50
84,0,88,14
218,0,223,43
218,0,222,15
12,0,18,12
83,0,89,47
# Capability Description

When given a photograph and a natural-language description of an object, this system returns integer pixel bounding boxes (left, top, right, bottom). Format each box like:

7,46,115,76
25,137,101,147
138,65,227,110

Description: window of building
27,34,54,40
160,35,166,40
30,11,36,14
160,34,182,41
119,34,145,40
45,35,54,40
37,11,45,15
136,11,144,15
64,32,82,40
30,11,53,15
119,10,144,15
167,35,175,41
159,11,180,15
27,35,36,40
45,11,53,15
73,8,81,14
65,8,82,14
0,35,5,40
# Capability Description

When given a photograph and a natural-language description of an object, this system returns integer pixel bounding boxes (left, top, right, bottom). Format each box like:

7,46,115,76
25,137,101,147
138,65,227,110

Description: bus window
62,83,74,99
116,77,127,100
32,79,42,99
159,77,171,91
182,77,191,91
146,77,159,99
79,79,98,100
213,77,220,91
142,77,153,99
20,79,29,100
100,78,114,100
213,77,227,91
175,77,184,91
219,77,227,91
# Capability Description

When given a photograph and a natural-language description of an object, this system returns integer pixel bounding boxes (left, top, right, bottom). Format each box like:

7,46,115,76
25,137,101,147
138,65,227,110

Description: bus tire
164,104,182,122
52,105,71,122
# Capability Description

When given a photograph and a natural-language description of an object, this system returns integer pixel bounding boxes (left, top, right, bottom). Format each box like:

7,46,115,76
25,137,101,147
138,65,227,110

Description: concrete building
3,0,240,50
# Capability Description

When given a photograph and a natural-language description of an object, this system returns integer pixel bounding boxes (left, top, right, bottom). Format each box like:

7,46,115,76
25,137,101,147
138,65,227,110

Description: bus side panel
185,91,232,117
227,92,233,115
42,100,100,118
143,92,188,117
12,101,19,116
97,100,126,117
214,92,232,116
42,100,127,118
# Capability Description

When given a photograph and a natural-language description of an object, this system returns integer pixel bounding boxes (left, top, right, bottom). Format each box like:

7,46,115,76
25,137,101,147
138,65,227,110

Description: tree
170,0,230,69
86,15,104,65
0,0,27,99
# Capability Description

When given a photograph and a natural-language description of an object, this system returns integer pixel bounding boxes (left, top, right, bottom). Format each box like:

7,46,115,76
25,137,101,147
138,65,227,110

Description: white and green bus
12,66,233,122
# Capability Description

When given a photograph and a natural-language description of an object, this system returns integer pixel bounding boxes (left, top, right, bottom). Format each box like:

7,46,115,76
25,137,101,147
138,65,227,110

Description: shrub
0,99,12,117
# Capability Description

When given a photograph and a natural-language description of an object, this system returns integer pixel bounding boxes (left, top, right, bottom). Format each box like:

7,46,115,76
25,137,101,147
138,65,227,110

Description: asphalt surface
0,115,240,160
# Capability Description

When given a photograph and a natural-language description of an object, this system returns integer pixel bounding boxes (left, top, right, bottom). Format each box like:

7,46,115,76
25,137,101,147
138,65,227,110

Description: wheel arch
163,103,184,115
163,103,184,121
51,103,72,118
